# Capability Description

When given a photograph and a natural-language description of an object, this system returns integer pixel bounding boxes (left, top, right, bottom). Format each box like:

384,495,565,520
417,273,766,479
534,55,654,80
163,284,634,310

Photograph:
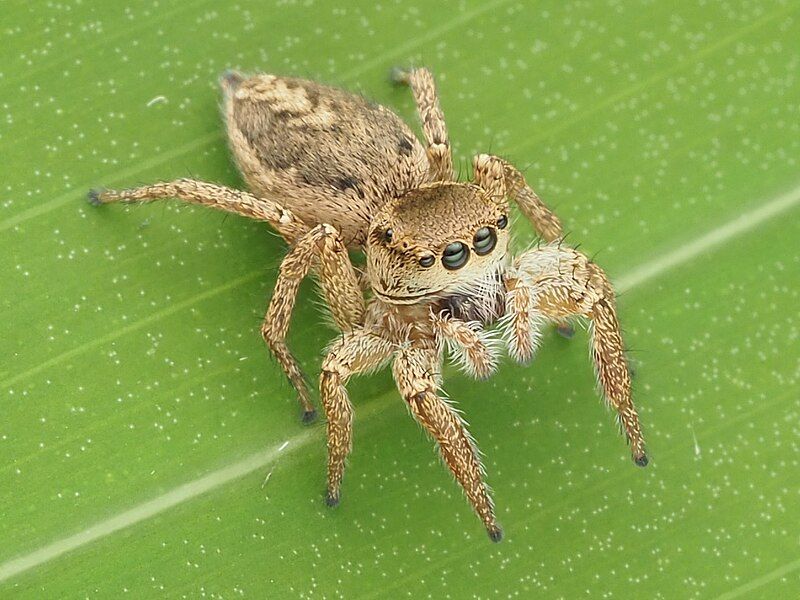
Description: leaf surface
2,1,799,597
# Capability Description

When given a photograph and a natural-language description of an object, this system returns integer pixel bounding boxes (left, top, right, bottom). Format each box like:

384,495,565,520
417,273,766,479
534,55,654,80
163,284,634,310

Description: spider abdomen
223,72,429,246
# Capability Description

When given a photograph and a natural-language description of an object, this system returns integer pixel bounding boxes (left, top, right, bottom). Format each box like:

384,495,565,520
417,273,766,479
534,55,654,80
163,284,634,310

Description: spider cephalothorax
366,182,510,304
89,68,647,543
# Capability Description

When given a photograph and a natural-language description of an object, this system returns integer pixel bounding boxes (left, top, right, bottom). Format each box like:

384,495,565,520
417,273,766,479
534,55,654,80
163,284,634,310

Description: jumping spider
89,68,648,542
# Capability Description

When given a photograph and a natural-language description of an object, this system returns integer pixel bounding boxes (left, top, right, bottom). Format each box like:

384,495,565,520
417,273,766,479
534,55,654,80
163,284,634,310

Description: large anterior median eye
442,241,469,270
473,227,497,256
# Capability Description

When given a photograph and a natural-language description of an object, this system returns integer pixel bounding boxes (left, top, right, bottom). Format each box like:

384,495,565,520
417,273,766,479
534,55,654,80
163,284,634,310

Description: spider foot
324,490,340,507
389,66,410,86
556,323,575,339
301,409,317,424
634,453,649,468
487,524,503,543
87,188,106,207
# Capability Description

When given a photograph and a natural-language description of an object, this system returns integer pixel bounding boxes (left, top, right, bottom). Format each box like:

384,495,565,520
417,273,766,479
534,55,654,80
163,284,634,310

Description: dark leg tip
556,324,575,339
634,454,649,468
389,66,410,85
324,491,339,508
87,188,105,207
487,525,503,543
301,409,317,424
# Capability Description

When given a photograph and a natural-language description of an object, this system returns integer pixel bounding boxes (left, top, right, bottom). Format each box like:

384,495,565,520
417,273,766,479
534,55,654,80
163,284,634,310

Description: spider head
366,182,510,305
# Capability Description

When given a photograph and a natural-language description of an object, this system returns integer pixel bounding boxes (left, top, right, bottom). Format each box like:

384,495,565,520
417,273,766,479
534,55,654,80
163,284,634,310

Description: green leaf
2,1,799,597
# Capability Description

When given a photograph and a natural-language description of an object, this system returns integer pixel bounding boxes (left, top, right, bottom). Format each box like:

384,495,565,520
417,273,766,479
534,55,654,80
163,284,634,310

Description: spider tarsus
301,409,317,424
556,323,575,339
487,525,504,543
634,454,649,468
87,188,106,207
389,66,410,86
324,491,340,507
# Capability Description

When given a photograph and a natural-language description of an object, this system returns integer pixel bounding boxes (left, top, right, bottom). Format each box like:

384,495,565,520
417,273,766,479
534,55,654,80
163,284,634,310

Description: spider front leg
88,178,309,243
392,67,454,182
262,224,366,422
320,329,396,506
473,154,563,242
503,244,648,466
393,345,502,542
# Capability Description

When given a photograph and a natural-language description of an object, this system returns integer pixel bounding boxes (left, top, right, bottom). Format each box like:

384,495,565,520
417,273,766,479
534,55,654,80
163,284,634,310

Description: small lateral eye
383,228,394,242
473,227,497,256
496,215,508,229
442,241,469,270
419,254,435,268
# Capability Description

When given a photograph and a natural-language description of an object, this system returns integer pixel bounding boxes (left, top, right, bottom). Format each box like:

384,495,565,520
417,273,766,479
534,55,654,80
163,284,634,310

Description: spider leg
262,224,366,422
88,178,308,243
393,345,502,542
556,321,576,339
472,154,563,242
391,66,454,182
503,244,648,466
320,329,396,506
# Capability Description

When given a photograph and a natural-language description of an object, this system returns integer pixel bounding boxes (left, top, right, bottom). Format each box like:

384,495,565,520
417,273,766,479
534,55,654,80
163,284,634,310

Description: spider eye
419,254,435,268
383,228,394,242
473,227,497,256
496,215,508,229
441,241,469,270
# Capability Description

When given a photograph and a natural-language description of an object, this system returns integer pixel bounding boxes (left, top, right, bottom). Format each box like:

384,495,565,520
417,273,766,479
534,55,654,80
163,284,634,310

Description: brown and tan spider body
89,68,647,542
